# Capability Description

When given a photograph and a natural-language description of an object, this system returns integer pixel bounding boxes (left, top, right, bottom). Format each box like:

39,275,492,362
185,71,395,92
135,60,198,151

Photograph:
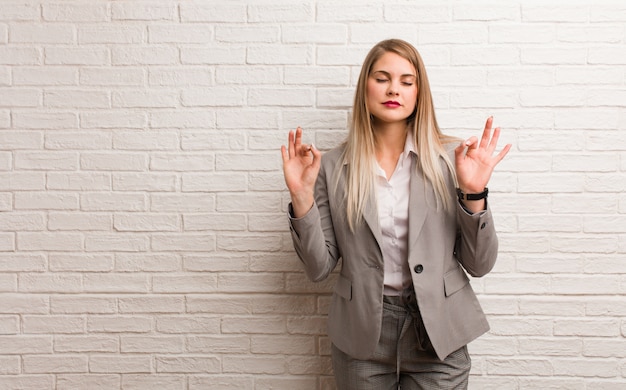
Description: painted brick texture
0,0,624,389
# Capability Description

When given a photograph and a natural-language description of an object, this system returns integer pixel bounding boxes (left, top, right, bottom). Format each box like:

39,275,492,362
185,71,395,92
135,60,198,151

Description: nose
387,83,399,96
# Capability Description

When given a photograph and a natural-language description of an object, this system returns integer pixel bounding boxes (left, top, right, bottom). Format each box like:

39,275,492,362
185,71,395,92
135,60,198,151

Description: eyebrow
371,70,416,78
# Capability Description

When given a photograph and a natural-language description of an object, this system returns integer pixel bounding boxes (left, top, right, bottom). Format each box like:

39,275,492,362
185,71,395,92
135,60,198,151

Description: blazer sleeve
454,200,498,277
287,159,341,282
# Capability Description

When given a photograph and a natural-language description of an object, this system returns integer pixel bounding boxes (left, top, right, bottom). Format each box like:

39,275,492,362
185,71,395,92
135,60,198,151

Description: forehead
371,51,416,76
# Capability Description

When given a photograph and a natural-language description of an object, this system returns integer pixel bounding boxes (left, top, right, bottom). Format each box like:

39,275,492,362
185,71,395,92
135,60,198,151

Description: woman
281,39,510,389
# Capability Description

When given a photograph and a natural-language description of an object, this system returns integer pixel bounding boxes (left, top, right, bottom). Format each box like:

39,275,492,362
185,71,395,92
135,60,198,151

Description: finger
454,140,466,161
310,144,322,171
280,144,289,164
294,127,303,149
487,126,502,154
479,116,493,149
465,136,479,151
492,143,512,165
287,130,296,159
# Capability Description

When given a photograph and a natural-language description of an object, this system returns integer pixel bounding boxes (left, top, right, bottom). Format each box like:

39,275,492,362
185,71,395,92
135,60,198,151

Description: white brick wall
0,0,624,388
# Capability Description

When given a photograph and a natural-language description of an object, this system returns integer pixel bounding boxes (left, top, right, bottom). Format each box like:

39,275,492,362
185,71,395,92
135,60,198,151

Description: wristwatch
456,187,488,201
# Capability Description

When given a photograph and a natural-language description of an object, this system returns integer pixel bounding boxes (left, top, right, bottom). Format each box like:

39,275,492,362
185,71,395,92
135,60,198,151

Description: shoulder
442,137,461,161
320,143,346,167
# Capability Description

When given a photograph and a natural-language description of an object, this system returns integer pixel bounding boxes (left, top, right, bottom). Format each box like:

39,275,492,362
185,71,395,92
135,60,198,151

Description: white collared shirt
374,133,415,296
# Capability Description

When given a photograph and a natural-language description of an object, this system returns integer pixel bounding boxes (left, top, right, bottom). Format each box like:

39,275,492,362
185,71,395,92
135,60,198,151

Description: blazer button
414,264,424,274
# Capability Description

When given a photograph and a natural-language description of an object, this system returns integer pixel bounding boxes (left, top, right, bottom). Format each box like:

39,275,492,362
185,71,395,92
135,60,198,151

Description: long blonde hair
341,39,458,231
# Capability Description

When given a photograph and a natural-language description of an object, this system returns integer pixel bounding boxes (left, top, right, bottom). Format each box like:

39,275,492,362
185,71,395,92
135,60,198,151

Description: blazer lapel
408,156,430,250
362,192,384,252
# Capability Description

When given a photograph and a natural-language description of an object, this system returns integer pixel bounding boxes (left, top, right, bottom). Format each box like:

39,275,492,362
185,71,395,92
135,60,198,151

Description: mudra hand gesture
454,117,511,213
281,127,321,218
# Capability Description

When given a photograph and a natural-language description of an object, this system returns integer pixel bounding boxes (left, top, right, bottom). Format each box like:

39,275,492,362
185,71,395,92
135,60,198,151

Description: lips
383,101,401,108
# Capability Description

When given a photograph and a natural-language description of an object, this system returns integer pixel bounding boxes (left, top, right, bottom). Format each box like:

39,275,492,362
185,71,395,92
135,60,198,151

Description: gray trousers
331,294,470,390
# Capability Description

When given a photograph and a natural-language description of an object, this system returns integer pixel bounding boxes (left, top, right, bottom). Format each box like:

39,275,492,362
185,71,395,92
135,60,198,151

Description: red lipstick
383,101,401,108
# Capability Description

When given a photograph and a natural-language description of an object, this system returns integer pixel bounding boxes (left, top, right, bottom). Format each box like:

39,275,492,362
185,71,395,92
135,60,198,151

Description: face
366,51,418,126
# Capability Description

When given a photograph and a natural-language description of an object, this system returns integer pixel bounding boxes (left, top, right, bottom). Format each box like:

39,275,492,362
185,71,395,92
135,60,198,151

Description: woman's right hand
281,127,321,218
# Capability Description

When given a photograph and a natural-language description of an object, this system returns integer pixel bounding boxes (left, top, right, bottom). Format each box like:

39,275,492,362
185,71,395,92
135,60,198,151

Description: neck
373,120,408,155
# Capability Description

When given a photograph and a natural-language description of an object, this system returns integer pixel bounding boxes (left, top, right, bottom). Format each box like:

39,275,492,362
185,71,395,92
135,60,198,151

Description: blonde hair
340,39,458,231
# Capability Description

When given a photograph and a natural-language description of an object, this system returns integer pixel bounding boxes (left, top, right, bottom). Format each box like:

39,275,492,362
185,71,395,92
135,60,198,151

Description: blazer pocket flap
444,266,469,297
334,275,352,301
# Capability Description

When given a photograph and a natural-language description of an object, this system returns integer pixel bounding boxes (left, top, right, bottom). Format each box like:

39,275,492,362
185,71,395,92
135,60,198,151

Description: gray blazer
289,143,498,361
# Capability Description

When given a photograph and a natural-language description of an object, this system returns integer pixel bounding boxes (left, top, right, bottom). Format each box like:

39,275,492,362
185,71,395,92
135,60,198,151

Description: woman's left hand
455,116,512,194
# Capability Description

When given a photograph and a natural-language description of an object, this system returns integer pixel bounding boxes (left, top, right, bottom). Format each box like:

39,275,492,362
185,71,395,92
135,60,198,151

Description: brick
181,87,246,107
156,356,220,373
43,3,109,22
0,355,19,374
317,3,382,22
80,152,146,171
15,151,78,170
19,273,82,293
150,110,216,128
249,2,313,22
222,315,285,336
89,356,151,373
523,5,589,22
45,47,109,65
13,111,78,129
83,273,149,293
486,358,552,376
87,316,153,333
222,355,285,374
0,376,53,389
51,296,116,314
13,66,76,86
217,272,285,293
181,131,245,151
112,46,178,65
0,213,45,232
121,375,184,390
15,192,78,211
112,173,177,191
151,234,215,252
46,132,111,151
44,90,110,109
0,315,19,335
179,3,246,22
113,131,178,151
47,173,111,192
151,154,214,172
218,25,279,44
81,111,147,129
249,88,314,107
81,193,147,212
149,25,213,43
57,375,120,390
150,194,215,213
189,376,253,390
115,253,180,272
0,47,41,65
152,274,217,293
112,2,175,21
10,24,75,44
80,67,145,86
0,3,40,21
112,90,177,108
118,296,185,314
156,316,220,334
149,67,213,86
18,232,82,251
216,110,278,129
78,26,144,44
552,358,619,378
114,213,179,232
181,46,246,65
186,335,250,354
252,335,315,355
54,336,118,353
247,45,312,65
0,335,52,354
121,336,184,353
0,87,41,107
181,173,246,192
49,253,113,272
183,213,246,232
85,233,149,252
